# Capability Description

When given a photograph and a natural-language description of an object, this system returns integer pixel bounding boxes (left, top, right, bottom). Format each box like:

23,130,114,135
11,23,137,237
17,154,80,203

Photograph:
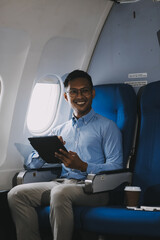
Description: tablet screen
28,135,67,163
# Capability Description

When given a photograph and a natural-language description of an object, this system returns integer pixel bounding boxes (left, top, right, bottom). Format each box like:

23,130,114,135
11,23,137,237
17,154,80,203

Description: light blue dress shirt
51,109,123,180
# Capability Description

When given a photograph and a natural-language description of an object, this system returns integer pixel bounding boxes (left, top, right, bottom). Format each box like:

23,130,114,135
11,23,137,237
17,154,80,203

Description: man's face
64,78,95,119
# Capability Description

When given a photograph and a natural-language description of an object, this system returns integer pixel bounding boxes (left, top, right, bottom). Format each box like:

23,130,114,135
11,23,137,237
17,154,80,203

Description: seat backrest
93,84,137,167
133,81,160,204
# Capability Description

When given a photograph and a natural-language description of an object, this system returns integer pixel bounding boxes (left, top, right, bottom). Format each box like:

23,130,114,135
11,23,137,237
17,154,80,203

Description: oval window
27,75,62,135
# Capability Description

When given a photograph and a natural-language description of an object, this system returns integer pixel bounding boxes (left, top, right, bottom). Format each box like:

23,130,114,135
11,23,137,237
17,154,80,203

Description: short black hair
64,70,93,89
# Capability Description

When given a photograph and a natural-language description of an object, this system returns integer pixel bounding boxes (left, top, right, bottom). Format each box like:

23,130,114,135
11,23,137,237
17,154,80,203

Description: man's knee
50,185,72,207
8,185,25,208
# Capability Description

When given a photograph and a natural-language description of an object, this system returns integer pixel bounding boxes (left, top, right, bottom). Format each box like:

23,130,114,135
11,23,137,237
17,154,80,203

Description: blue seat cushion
74,206,160,237
37,204,160,238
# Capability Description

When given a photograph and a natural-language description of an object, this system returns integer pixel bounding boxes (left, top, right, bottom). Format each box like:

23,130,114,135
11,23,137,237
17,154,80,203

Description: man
8,70,123,240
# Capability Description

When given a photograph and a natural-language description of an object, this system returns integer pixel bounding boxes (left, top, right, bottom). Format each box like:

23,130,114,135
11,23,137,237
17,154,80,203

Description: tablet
28,135,67,163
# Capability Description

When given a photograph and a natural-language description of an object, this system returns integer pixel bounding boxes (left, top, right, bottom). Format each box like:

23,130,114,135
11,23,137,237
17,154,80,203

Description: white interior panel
0,0,113,190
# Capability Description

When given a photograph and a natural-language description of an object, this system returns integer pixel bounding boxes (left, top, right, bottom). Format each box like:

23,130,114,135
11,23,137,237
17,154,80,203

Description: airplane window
27,75,61,135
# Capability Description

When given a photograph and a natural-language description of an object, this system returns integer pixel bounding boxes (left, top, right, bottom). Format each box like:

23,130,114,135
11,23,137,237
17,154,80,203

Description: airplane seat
36,83,137,239
92,84,137,167
133,80,160,204
73,80,160,238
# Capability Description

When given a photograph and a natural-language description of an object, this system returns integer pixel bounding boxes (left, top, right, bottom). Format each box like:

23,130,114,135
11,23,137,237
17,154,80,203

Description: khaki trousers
8,179,109,240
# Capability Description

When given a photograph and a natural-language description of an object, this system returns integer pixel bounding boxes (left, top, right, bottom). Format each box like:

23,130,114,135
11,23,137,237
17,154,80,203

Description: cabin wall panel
88,0,160,88
0,0,113,190
0,28,30,167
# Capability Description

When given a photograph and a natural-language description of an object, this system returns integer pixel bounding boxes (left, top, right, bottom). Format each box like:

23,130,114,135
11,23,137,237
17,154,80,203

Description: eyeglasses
66,87,92,97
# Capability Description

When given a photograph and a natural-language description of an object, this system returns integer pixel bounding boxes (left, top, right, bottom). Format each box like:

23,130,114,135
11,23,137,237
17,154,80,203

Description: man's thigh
51,182,109,207
9,181,61,207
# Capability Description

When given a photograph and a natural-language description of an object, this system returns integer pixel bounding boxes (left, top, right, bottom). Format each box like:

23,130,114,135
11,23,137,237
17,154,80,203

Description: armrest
16,164,62,185
84,169,132,193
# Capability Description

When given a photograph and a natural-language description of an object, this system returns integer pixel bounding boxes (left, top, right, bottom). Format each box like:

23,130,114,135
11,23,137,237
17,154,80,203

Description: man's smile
74,100,86,105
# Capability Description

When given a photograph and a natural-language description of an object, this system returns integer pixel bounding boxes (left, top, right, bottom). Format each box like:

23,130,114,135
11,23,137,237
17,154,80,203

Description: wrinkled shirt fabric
51,108,123,180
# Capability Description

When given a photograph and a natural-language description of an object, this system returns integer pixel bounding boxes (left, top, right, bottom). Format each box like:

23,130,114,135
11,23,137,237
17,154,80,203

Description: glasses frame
66,87,92,97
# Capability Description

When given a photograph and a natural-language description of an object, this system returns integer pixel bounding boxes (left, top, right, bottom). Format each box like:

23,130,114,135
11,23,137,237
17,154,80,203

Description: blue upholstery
74,81,160,237
133,81,160,203
74,207,160,237
92,84,137,167
37,83,137,238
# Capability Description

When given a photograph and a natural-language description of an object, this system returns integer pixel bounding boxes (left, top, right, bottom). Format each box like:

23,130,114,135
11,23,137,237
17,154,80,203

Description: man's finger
55,151,67,163
59,149,69,157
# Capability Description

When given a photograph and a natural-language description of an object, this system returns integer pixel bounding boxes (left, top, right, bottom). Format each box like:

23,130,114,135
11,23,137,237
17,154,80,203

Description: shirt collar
72,108,95,126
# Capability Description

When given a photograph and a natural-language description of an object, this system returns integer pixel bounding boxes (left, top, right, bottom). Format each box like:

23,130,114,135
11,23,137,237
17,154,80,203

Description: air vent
112,0,140,3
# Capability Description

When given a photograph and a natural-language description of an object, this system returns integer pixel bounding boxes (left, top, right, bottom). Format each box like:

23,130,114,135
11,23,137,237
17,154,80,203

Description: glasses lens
68,89,77,97
81,88,90,96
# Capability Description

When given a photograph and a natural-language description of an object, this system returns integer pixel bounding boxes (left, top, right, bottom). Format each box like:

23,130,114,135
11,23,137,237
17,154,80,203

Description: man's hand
58,136,66,145
55,149,88,172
